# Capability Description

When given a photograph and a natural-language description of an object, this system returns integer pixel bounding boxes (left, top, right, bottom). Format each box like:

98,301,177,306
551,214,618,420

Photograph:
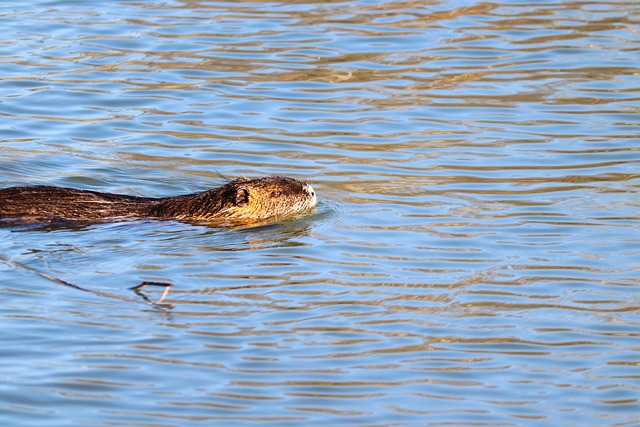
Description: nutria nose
305,184,317,204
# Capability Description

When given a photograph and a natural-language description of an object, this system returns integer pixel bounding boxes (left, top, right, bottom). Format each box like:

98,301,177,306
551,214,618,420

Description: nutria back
0,176,316,224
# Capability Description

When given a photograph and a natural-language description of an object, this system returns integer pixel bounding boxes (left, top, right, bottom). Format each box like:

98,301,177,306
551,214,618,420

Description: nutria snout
0,175,317,225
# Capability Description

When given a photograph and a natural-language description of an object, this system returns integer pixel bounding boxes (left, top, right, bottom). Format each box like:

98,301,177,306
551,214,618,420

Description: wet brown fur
0,176,316,224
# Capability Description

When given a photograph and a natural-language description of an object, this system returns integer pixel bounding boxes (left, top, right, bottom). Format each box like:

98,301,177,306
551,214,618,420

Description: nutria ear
235,188,249,206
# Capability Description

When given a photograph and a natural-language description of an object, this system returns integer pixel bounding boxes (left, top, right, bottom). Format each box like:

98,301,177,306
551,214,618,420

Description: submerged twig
0,253,173,307
0,253,92,293
130,281,174,305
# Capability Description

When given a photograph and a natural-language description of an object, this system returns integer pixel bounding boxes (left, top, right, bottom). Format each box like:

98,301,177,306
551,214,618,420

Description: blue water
1,1,639,426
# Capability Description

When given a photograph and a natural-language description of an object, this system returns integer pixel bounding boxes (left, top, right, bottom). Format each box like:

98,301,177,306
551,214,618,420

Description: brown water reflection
1,0,639,426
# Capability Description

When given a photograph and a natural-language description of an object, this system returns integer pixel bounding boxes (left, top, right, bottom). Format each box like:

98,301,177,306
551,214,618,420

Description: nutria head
209,175,316,221
153,175,317,223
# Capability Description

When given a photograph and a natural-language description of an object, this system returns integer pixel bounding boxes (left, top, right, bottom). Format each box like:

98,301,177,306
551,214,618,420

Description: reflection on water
1,0,639,426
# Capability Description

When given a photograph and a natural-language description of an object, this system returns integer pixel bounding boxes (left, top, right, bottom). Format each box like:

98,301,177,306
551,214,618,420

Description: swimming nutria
0,175,316,224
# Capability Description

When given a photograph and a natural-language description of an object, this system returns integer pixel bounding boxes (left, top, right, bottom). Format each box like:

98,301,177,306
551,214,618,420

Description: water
1,1,639,426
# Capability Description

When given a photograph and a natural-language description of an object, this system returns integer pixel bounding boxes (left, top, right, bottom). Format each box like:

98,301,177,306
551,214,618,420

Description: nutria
0,175,316,225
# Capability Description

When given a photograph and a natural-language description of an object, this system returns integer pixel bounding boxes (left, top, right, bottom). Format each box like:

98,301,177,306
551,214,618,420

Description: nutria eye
271,191,281,198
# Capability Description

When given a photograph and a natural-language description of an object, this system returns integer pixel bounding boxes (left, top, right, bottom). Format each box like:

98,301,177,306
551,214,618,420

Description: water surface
1,1,639,426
